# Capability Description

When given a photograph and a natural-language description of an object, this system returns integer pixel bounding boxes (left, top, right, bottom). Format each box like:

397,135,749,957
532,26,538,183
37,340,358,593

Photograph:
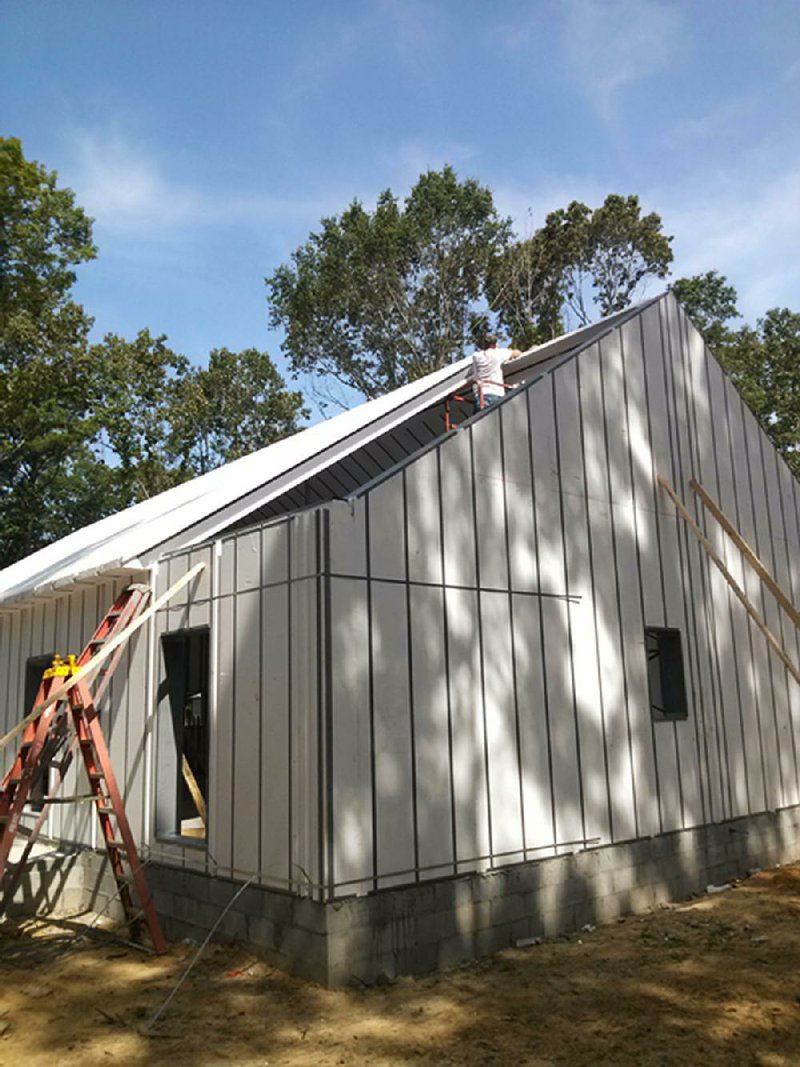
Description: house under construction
2,292,800,986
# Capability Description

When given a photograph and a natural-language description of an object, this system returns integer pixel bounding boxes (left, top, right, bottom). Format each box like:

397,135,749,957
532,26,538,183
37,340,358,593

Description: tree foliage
722,308,800,476
267,166,511,403
675,272,800,476
0,139,307,566
671,271,740,349
269,180,674,398
169,347,307,475
489,195,673,346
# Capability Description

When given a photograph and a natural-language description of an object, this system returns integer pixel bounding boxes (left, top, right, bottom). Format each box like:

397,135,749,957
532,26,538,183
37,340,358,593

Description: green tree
722,308,800,476
88,329,191,504
169,347,307,475
492,195,673,339
671,271,740,349
0,137,101,564
267,165,511,402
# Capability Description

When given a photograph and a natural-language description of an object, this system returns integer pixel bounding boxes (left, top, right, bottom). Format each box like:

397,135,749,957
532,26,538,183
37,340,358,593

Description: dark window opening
645,627,688,721
157,628,210,842
25,654,54,810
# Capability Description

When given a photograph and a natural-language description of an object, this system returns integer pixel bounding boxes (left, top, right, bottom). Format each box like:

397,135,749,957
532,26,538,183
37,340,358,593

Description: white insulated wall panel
480,590,524,861
290,573,320,895
555,360,611,845
575,352,637,841
500,396,538,593
330,576,373,894
724,387,773,811
212,592,235,874
367,475,406,582
232,588,261,876
742,404,792,807
660,299,707,828
445,585,491,873
371,580,415,888
705,356,755,816
471,414,508,591
260,582,290,887
405,449,443,586
439,429,477,590
678,311,726,823
410,583,454,879
761,438,800,807
511,594,556,854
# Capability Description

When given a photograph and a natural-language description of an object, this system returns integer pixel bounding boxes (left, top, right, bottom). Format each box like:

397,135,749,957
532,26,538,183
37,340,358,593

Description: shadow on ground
2,865,800,1066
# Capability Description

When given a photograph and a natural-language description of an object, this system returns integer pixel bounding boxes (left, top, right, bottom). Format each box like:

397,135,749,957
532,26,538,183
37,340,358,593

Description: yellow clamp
43,653,80,679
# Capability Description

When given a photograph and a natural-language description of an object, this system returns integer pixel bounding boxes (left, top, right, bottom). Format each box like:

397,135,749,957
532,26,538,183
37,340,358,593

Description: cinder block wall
8,806,800,986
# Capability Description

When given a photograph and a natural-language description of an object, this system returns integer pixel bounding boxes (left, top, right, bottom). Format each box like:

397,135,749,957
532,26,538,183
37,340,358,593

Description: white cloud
68,127,202,233
63,125,340,238
562,0,684,122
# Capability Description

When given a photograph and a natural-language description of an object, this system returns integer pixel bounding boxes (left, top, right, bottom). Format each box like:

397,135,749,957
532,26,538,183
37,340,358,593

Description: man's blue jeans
473,392,501,414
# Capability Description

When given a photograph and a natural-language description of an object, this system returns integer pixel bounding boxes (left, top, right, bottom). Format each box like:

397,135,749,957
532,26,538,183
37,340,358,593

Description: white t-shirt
471,347,514,398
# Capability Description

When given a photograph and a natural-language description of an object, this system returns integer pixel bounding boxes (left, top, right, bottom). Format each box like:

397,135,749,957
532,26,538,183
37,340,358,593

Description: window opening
24,654,54,810
157,628,210,842
645,627,688,721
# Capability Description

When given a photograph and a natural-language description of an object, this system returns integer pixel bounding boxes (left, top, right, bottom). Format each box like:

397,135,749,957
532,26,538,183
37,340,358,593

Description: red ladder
0,584,166,953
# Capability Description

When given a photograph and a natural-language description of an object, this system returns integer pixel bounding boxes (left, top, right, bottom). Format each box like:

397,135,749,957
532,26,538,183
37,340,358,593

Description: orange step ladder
0,584,166,953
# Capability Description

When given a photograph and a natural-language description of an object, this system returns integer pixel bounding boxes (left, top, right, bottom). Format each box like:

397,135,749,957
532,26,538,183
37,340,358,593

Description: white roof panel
0,299,656,606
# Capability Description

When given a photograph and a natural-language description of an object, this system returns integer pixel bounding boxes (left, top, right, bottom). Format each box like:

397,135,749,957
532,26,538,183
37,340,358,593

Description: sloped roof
0,300,655,606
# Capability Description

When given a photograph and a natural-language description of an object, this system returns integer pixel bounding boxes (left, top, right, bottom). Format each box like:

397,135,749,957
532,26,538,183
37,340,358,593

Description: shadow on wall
325,293,800,946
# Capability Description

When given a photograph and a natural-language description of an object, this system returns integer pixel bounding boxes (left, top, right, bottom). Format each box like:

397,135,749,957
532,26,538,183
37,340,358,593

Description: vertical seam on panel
701,348,736,818
734,393,771,809
286,524,293,892
469,426,493,864
773,449,800,794
403,470,422,881
436,452,458,876
722,377,761,813
499,405,528,859
315,512,325,902
551,374,586,846
578,353,614,842
324,510,334,898
674,310,713,823
598,338,639,839
628,318,663,835
527,389,558,852
742,398,785,808
365,496,377,892
681,316,727,821
230,541,238,877
761,434,800,796
657,302,687,823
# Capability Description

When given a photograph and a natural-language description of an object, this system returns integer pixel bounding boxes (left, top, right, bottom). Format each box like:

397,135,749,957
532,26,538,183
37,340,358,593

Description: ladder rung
106,839,128,851
87,770,105,781
96,802,115,814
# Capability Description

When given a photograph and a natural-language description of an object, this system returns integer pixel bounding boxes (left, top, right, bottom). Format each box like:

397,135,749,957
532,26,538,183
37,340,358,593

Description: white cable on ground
145,874,257,1032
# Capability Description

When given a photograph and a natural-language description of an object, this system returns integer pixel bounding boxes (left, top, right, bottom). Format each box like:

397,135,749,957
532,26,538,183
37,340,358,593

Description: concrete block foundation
6,805,800,986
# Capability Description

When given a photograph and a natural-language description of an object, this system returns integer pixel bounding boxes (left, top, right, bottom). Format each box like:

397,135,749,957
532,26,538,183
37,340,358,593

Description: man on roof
470,332,522,413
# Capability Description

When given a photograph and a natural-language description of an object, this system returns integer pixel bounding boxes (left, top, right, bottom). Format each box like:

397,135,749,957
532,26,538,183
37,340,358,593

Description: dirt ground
2,865,800,1066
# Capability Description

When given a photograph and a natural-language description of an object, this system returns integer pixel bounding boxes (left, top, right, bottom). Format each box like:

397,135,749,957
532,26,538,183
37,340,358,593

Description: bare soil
2,864,800,1066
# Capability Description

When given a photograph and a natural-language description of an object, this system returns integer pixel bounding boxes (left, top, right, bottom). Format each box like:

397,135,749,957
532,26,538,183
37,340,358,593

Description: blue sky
4,0,799,410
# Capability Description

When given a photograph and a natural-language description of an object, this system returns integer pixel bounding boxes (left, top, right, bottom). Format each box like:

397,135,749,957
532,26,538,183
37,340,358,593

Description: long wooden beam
0,562,206,754
689,477,800,631
657,475,800,688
